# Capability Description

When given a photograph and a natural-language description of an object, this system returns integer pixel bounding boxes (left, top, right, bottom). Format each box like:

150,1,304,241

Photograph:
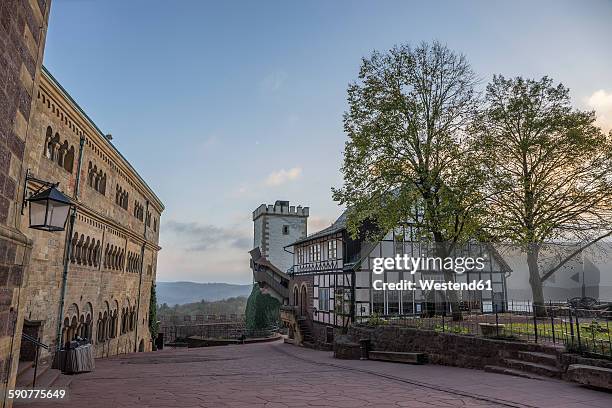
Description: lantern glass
29,199,48,227
48,201,71,230
27,186,72,231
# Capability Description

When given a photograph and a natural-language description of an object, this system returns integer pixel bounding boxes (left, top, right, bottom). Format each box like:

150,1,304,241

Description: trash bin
55,343,95,374
156,332,164,350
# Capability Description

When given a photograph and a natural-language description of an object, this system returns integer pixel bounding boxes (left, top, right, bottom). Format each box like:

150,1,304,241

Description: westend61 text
372,279,493,291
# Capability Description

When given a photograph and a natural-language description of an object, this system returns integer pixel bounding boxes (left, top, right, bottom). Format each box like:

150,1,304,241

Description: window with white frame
328,240,337,259
318,288,330,311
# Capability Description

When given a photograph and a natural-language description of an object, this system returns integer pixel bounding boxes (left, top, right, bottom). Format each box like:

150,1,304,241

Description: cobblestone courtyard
25,340,612,408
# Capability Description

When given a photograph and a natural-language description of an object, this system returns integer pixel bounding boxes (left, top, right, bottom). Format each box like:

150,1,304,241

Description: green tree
475,75,612,314
149,283,159,341
245,285,279,331
333,42,484,320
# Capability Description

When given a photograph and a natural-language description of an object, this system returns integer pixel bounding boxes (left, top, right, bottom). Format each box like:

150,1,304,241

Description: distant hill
156,281,252,306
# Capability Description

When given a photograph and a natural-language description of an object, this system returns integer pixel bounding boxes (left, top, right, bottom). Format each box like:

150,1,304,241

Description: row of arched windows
126,251,141,273
44,126,75,173
121,306,137,335
62,303,93,346
88,161,107,195
104,244,125,271
62,301,136,346
97,309,118,342
70,233,102,267
116,184,129,210
134,201,144,221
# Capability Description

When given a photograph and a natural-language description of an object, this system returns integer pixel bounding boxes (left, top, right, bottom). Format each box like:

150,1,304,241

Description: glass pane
29,200,48,226
48,201,70,229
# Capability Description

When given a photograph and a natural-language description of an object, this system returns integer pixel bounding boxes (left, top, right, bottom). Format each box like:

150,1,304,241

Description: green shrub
245,285,280,331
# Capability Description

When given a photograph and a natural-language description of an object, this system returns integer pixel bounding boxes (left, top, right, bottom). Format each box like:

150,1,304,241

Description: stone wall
348,324,557,369
0,0,51,401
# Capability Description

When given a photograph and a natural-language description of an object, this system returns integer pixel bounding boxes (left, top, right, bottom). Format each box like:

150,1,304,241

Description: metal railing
21,333,50,388
356,301,612,359
159,322,280,345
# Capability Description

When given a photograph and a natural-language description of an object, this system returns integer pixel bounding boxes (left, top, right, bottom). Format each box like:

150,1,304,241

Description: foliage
434,324,470,334
149,283,159,340
333,41,484,245
473,75,612,307
244,285,280,331
333,41,486,320
157,296,247,322
366,313,388,326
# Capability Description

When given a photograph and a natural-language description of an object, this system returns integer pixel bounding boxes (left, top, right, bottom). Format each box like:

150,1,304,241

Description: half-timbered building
285,211,511,347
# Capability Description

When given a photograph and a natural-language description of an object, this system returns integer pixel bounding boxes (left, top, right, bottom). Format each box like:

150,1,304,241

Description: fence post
568,307,575,346
533,303,538,344
550,301,555,344
606,319,611,358
575,309,582,352
442,313,445,333
495,305,499,338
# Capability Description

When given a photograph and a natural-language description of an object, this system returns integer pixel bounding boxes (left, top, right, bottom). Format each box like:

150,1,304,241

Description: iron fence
355,301,612,359
159,322,279,344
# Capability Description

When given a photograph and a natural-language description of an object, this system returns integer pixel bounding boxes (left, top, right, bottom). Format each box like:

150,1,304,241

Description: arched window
44,126,53,159
100,173,106,195
70,232,78,263
83,237,91,266
64,145,74,173
76,235,84,265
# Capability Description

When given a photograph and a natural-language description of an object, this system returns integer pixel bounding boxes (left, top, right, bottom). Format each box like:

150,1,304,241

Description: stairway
296,317,314,347
485,350,563,380
15,360,72,389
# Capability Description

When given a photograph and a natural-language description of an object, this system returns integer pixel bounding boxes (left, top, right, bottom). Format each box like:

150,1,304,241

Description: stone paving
22,340,612,408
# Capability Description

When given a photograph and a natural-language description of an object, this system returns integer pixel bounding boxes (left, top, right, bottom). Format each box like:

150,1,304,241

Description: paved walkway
22,340,612,408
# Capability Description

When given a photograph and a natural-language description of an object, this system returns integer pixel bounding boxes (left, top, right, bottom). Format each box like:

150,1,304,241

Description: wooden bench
368,351,427,364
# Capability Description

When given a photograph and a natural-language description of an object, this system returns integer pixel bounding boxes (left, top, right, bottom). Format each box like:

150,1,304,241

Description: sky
43,0,612,284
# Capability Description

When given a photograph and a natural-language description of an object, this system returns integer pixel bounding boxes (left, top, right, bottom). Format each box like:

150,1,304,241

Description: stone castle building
1,1,163,402
19,67,163,362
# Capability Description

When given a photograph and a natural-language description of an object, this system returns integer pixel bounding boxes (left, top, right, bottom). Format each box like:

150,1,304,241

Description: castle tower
252,200,309,273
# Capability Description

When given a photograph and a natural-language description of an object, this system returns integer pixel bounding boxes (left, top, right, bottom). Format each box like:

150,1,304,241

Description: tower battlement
252,200,309,221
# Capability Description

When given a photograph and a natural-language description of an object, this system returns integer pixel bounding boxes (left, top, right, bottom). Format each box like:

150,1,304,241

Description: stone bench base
566,364,612,390
368,351,427,365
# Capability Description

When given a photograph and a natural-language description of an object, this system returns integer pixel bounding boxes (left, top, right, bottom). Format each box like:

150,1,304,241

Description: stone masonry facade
20,68,164,363
0,0,51,402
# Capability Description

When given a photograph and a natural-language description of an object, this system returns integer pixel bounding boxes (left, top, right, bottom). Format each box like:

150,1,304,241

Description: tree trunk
527,243,547,317
435,241,463,321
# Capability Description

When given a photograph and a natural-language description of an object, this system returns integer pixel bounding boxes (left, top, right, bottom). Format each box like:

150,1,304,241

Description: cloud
586,90,612,132
308,216,335,234
264,167,302,187
260,71,288,92
163,220,251,251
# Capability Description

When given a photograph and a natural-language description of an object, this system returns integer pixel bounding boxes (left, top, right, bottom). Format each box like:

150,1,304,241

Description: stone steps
368,351,427,365
297,318,314,345
501,358,562,378
15,360,74,390
516,351,560,367
15,362,58,388
484,365,553,381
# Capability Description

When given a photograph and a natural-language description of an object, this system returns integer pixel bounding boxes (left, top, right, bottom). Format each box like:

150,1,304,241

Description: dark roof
29,186,72,204
288,210,348,247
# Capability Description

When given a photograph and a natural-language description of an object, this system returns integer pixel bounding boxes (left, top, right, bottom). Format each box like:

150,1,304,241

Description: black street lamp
27,186,72,232
22,169,73,232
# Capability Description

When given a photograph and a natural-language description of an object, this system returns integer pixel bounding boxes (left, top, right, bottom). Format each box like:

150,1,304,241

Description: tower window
282,225,289,235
